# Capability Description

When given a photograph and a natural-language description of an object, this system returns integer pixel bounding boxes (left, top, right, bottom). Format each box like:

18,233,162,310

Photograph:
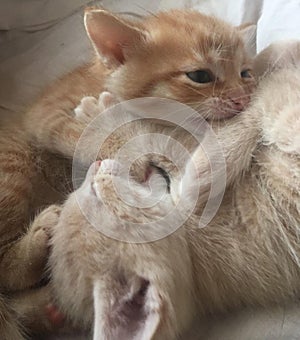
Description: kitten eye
186,70,214,84
149,163,170,193
241,69,252,78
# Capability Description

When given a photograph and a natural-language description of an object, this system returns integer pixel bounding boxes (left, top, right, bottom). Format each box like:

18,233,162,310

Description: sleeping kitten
24,8,255,163
45,41,300,339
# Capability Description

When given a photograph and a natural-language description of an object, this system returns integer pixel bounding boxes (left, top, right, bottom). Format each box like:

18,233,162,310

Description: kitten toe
98,91,118,109
74,96,100,122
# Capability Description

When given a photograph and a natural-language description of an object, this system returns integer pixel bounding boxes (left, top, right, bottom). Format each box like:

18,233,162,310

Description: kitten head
85,9,256,120
52,158,199,339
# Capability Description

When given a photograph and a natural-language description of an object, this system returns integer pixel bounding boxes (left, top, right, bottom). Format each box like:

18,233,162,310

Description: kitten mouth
213,102,245,119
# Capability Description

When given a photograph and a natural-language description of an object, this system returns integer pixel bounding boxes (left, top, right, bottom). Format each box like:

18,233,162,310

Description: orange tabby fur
24,9,255,161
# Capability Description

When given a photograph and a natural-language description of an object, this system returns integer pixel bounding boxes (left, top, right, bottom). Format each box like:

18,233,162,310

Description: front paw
25,205,61,277
74,92,118,123
74,96,99,123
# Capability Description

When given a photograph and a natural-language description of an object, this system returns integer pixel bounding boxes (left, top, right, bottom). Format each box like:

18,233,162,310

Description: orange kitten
24,9,255,162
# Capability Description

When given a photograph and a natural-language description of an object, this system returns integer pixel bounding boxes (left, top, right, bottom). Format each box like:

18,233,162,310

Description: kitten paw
74,96,100,123
74,92,118,123
99,91,118,109
25,205,61,276
32,205,62,237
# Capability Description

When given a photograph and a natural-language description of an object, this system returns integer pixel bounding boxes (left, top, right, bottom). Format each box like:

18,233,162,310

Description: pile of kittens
0,7,299,340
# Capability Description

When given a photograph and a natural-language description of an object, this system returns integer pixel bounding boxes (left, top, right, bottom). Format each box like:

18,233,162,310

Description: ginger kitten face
85,9,256,120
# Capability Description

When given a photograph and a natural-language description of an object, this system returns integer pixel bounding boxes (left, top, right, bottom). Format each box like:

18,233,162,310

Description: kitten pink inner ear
93,277,164,340
84,9,145,67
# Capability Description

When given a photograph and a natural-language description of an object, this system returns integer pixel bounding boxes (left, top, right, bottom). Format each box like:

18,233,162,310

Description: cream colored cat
43,41,300,339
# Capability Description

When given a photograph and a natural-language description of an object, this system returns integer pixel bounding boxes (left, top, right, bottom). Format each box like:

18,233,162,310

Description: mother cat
45,41,300,339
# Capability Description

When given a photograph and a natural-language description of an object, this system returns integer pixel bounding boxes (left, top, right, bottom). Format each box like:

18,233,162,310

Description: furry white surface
1,0,300,339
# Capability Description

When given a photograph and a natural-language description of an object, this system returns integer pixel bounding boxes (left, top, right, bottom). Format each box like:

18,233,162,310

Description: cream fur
46,42,300,339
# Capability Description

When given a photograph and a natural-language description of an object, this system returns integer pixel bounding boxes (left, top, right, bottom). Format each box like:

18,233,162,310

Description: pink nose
228,89,250,111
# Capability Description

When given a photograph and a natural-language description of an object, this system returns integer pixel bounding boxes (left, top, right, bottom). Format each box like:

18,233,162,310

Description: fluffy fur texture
0,8,277,338
45,42,300,339
0,122,64,337
24,9,255,162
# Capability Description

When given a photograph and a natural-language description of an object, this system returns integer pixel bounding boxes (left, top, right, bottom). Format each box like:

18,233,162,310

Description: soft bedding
1,0,300,339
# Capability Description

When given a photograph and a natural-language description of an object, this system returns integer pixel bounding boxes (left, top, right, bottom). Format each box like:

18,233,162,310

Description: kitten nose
228,89,250,111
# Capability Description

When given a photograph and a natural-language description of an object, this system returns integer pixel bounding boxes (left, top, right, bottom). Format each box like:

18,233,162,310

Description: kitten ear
93,276,165,340
238,23,257,57
84,9,146,68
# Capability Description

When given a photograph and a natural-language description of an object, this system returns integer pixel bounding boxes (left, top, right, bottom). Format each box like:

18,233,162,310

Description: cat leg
24,60,105,161
0,205,61,291
26,92,117,163
25,104,86,160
